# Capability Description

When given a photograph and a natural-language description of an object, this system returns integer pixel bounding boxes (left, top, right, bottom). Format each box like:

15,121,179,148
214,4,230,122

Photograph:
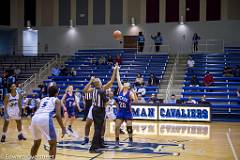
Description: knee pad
127,126,133,134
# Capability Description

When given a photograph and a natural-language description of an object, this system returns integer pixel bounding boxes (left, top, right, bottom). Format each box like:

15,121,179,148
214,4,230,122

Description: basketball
113,30,122,40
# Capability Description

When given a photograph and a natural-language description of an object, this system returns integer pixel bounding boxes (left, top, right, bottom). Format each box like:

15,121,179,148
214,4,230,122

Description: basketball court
0,119,239,160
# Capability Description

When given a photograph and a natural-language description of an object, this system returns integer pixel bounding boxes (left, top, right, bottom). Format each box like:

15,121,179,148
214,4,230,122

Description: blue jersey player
115,66,137,147
61,85,79,133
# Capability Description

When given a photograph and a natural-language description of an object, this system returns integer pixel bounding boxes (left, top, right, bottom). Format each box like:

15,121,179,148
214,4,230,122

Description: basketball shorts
6,106,21,120
87,105,116,120
66,107,75,118
31,115,56,141
116,110,133,120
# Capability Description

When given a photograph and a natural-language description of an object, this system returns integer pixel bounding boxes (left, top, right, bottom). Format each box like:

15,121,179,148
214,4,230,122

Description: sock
129,137,133,142
18,131,22,135
116,137,119,142
2,132,6,136
85,136,89,139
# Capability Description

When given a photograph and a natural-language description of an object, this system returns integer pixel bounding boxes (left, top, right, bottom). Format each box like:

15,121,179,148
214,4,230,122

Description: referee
83,65,117,153
82,92,92,121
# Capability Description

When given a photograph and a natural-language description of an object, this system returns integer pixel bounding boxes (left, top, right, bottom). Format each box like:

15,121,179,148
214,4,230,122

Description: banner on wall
159,106,211,122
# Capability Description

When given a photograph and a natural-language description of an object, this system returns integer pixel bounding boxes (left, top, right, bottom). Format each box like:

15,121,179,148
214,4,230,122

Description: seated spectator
223,65,233,77
98,56,106,65
234,65,240,77
186,96,197,104
91,57,97,65
25,93,40,118
14,66,21,79
60,64,69,76
237,89,240,105
51,65,60,76
115,54,122,65
137,82,146,97
16,83,24,94
198,96,211,105
6,65,14,77
148,73,159,86
166,94,177,104
187,56,195,75
137,93,146,103
148,94,159,104
135,73,144,86
7,75,16,90
203,72,214,86
190,75,200,87
107,55,114,65
38,83,47,98
70,67,77,76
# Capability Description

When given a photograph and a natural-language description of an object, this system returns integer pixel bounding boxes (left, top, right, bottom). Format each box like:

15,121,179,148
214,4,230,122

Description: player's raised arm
83,76,95,93
103,64,117,90
55,99,66,137
116,66,123,91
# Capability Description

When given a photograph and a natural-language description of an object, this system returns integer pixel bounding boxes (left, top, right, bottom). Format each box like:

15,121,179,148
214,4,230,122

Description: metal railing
22,54,60,94
165,52,179,101
195,39,224,53
136,43,170,54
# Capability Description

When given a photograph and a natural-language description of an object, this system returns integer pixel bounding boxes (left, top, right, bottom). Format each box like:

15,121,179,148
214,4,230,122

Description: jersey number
41,101,48,108
119,102,126,108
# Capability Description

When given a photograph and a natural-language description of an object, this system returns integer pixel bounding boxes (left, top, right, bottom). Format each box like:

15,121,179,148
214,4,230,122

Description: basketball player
115,67,137,147
1,83,26,142
61,85,79,133
30,82,66,160
83,65,117,153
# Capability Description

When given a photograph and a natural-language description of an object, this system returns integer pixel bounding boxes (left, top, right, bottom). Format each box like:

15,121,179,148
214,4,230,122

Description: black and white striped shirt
92,88,108,108
84,92,92,101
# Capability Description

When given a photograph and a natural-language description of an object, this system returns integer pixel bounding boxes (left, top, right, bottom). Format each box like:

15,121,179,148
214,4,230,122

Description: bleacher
0,53,58,83
34,49,169,101
181,48,240,115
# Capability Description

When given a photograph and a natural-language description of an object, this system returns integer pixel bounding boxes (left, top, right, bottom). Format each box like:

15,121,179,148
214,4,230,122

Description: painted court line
226,132,239,160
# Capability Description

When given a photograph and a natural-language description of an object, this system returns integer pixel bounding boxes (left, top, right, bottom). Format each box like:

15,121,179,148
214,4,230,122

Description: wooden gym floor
0,118,239,160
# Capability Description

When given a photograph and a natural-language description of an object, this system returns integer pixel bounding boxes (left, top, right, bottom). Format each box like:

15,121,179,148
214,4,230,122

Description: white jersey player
30,83,66,160
1,83,26,142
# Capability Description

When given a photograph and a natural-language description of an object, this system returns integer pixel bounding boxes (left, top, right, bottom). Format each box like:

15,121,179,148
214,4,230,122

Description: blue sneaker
81,137,89,145
18,133,27,141
128,140,133,147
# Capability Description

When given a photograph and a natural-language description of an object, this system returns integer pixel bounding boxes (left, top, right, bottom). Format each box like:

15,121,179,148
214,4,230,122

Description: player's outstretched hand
61,128,67,138
90,76,95,83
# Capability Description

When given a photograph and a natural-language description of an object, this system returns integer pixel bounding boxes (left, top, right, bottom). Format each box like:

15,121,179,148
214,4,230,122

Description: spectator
190,75,200,87
192,32,200,52
135,73,144,86
137,82,146,96
166,94,177,104
137,93,146,103
90,57,97,65
198,96,211,105
6,65,14,76
223,65,233,77
2,71,8,96
38,83,47,98
203,72,214,87
148,94,159,104
75,88,84,111
237,89,240,105
26,94,40,118
187,56,195,75
98,56,106,65
60,64,69,76
148,73,159,86
107,55,114,65
234,65,240,77
7,75,16,90
14,66,21,79
151,32,163,52
138,32,145,52
186,96,197,104
16,83,24,95
115,54,122,65
51,65,60,76
70,67,77,76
